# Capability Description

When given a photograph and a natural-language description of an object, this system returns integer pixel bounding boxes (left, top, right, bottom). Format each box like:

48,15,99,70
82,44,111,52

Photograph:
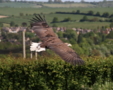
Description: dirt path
0,15,8,18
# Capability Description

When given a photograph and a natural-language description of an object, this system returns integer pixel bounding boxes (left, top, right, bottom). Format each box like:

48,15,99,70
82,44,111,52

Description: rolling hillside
0,2,42,8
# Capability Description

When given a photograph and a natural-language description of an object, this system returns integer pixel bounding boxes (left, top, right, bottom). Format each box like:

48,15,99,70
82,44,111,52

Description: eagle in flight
30,14,84,65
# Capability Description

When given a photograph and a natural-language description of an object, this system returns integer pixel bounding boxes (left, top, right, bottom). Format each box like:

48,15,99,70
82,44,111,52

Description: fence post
23,30,26,58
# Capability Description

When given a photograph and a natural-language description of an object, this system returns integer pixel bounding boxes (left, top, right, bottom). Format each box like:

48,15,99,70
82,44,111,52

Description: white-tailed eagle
30,14,84,65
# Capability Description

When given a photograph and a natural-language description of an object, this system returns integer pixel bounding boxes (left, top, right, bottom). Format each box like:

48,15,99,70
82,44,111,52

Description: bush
52,17,59,23
0,56,113,90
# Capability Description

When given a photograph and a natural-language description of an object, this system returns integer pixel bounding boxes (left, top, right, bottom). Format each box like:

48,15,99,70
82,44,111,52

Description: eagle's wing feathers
30,14,85,65
48,42,84,65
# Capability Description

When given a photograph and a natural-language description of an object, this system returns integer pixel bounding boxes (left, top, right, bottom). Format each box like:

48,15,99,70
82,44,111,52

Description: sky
36,0,104,2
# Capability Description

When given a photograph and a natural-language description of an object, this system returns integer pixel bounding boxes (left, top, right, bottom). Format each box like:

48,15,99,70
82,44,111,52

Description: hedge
0,56,113,90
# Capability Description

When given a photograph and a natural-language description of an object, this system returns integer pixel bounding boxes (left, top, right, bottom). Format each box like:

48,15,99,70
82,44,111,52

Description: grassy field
0,7,113,16
0,13,110,29
0,6,113,29
43,3,95,8
0,2,41,8
0,2,95,8
54,22,110,29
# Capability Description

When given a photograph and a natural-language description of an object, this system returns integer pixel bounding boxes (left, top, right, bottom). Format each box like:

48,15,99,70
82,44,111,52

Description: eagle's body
30,14,84,65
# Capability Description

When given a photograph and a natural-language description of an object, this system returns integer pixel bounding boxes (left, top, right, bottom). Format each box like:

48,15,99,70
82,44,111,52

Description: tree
62,17,71,22
81,0,85,3
83,32,95,38
106,31,113,39
89,17,99,22
87,10,94,15
102,12,109,18
25,32,35,38
52,17,59,23
76,10,80,14
19,13,24,17
63,29,77,42
77,33,83,44
52,24,57,27
80,15,88,22
95,12,100,16
57,31,63,38
91,49,101,56
54,0,62,3
110,22,113,27
22,22,27,27
103,0,107,2
109,14,113,18
10,21,15,26
0,22,3,27
48,0,52,3
109,18,113,22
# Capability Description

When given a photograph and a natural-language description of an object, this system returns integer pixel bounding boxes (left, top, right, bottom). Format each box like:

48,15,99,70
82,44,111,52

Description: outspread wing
48,41,84,65
30,14,85,65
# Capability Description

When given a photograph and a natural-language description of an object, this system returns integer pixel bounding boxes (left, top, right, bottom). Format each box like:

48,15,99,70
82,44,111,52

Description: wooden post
23,30,26,58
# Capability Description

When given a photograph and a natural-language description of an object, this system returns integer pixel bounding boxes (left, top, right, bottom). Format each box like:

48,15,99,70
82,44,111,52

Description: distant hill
42,3,95,8
97,1,113,7
0,1,113,8
0,2,96,8
0,2,42,8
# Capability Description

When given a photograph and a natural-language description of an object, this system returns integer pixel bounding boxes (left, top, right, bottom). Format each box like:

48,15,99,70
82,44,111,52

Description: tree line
56,10,113,22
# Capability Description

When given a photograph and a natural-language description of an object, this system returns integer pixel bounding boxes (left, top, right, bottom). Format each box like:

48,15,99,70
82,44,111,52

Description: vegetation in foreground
0,3,113,90
0,56,113,90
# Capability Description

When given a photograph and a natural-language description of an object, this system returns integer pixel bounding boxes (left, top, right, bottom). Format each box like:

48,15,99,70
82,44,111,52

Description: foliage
52,17,59,23
95,11,101,16
80,15,88,22
77,33,83,44
0,22,3,27
106,31,113,39
57,31,63,38
20,13,24,17
10,21,15,26
0,56,113,89
110,22,113,27
63,29,78,42
76,10,80,14
101,12,109,18
25,32,35,38
0,7,112,29
62,17,71,22
87,10,94,15
22,22,27,27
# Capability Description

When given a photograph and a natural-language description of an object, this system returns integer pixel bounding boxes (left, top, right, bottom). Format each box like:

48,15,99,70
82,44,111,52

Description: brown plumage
30,14,84,65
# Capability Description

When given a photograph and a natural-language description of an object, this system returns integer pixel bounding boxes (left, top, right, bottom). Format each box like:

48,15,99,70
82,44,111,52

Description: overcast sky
36,0,104,2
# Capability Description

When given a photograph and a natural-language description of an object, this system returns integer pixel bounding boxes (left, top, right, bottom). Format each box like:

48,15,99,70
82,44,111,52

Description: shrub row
0,56,113,90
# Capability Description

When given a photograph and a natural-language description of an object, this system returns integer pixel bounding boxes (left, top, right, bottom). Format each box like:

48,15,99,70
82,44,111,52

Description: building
54,0,62,3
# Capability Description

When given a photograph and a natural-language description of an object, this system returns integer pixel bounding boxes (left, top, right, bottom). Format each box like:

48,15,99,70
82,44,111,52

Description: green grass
0,16,31,26
75,7,113,15
0,12,111,29
0,7,113,16
46,13,104,21
43,3,95,8
0,7,112,29
53,22,110,29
